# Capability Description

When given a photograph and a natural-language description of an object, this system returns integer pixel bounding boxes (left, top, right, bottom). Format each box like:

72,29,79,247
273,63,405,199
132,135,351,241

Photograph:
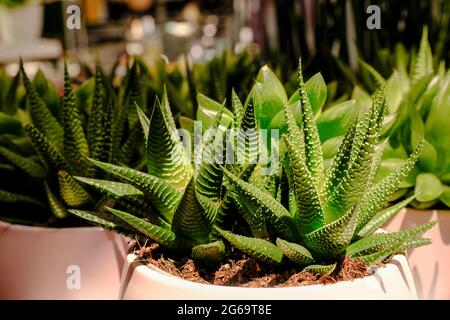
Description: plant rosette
0,1,43,45
384,208,450,300
118,252,417,300
0,220,130,299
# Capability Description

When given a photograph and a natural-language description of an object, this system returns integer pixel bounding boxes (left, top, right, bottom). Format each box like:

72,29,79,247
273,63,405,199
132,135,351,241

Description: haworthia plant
360,27,450,209
73,60,435,273
72,88,260,264
217,60,436,274
0,60,142,225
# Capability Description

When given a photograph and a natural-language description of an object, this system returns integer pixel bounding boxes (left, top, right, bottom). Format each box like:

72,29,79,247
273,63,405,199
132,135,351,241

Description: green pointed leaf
74,176,143,198
147,89,192,191
322,122,356,202
304,263,336,276
231,88,244,128
235,97,259,166
412,26,434,83
87,158,182,222
44,183,68,219
195,105,225,206
68,209,118,230
171,178,212,244
303,206,358,259
283,134,324,235
358,58,386,86
296,60,324,181
24,124,73,174
125,60,144,127
0,189,46,207
324,89,386,222
276,238,314,266
355,141,423,233
58,170,91,207
223,167,296,242
253,65,287,129
106,207,176,248
87,63,113,176
357,237,432,265
0,145,47,180
215,227,284,265
136,103,150,141
357,195,415,238
20,63,63,149
346,221,437,257
62,62,89,175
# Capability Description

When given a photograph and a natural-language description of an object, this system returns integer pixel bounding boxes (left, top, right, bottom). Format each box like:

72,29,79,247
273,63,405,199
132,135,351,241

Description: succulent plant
360,28,450,209
215,62,436,272
70,86,260,265
0,60,141,225
72,61,435,274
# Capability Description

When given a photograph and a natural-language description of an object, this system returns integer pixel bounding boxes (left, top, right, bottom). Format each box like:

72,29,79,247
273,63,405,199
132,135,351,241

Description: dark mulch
133,242,374,288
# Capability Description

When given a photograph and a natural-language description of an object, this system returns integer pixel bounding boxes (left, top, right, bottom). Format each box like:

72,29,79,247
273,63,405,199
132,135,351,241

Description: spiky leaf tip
215,227,284,265
106,207,177,248
62,61,89,174
223,166,296,242
296,58,324,182
304,263,336,276
58,170,91,207
19,61,63,149
276,238,315,266
44,183,68,219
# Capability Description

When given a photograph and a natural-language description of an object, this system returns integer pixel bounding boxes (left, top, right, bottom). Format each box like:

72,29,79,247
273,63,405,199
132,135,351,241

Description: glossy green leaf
252,65,287,129
414,173,443,202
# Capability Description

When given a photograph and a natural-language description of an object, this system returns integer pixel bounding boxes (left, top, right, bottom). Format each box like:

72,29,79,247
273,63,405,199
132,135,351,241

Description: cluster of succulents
360,28,450,209
68,61,435,273
0,60,143,225
0,48,261,226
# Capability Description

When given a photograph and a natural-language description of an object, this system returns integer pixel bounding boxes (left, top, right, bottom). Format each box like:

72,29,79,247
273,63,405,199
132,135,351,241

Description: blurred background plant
261,0,450,96
360,28,450,209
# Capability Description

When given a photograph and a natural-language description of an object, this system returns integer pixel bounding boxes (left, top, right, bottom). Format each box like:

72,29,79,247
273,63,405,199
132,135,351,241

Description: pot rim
0,219,106,233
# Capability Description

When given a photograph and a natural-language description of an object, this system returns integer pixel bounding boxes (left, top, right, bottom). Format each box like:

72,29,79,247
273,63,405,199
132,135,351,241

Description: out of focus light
239,27,254,44
205,15,219,26
201,35,214,47
142,15,156,34
68,62,81,78
126,42,145,55
130,19,144,40
190,44,204,59
5,62,40,77
203,24,217,37
165,21,196,38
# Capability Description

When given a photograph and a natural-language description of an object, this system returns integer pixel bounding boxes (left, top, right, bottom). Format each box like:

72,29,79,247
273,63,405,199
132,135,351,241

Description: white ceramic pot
119,253,418,300
0,221,130,299
384,208,450,300
0,3,43,44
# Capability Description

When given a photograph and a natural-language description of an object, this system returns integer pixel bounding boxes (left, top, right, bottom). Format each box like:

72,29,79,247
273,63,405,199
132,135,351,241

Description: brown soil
133,242,375,288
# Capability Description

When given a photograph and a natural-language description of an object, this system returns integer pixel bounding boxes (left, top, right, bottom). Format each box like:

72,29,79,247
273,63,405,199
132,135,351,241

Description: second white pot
0,221,130,299
119,253,418,300
0,3,43,44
